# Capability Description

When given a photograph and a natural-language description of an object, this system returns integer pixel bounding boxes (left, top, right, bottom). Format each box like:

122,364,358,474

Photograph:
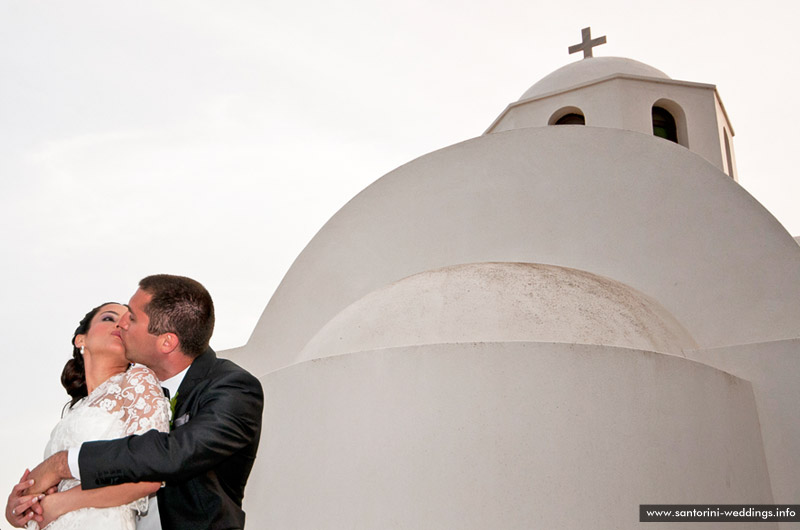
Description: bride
5,302,170,529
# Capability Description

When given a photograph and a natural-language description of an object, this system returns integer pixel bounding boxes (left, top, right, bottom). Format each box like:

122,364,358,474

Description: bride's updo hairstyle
61,302,118,408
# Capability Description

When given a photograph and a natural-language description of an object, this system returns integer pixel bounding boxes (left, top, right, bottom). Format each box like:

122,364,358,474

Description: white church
229,29,800,529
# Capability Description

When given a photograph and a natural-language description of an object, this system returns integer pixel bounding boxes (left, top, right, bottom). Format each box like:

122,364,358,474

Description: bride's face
77,303,128,361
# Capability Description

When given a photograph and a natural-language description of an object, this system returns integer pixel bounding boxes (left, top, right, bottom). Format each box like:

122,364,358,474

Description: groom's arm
79,366,263,488
23,453,72,495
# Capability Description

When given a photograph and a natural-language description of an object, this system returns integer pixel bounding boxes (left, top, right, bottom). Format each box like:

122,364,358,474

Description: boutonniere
169,393,179,428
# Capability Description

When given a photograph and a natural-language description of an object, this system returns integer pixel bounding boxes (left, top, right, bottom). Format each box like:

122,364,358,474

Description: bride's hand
5,470,44,528
39,484,80,530
38,493,63,530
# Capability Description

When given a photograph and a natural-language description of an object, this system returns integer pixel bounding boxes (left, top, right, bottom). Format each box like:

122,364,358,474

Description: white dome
245,127,800,375
520,57,670,100
299,262,697,361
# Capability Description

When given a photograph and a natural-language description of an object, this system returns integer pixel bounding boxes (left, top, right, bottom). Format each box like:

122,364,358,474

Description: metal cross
568,27,607,59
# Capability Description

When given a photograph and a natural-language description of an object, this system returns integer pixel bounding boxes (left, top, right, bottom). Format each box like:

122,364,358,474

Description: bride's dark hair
61,302,119,408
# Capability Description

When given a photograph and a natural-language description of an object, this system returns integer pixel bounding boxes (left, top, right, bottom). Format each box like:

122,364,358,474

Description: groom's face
118,288,160,366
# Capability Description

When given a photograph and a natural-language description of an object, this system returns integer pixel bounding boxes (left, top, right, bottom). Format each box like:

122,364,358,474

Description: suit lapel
174,347,216,415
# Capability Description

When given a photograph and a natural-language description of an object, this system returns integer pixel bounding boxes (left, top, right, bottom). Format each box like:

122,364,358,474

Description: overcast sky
1,0,797,499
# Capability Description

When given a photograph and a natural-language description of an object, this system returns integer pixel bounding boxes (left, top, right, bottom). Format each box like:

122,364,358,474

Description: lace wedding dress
28,365,170,530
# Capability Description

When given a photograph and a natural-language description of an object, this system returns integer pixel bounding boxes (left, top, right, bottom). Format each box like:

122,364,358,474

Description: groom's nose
118,312,130,330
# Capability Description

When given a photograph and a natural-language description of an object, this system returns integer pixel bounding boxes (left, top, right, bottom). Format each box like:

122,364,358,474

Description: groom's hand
5,469,44,527
23,452,70,496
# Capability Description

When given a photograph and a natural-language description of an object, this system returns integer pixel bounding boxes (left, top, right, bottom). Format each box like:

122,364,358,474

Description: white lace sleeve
122,365,170,516
117,365,171,436
86,365,169,518
120,366,170,518
84,365,171,435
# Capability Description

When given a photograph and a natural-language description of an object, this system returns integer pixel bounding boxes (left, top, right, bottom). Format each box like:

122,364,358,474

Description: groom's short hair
139,274,215,358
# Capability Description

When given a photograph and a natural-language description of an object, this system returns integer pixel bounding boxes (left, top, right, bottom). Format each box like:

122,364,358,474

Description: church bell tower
485,27,738,180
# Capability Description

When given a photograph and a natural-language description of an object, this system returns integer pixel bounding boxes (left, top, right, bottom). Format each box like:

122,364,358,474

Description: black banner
640,504,800,522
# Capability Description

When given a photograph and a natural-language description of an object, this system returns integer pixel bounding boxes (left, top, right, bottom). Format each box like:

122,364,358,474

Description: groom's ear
158,332,181,355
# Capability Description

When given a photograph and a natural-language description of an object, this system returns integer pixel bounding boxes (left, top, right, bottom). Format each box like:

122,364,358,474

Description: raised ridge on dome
298,262,697,361
520,57,670,101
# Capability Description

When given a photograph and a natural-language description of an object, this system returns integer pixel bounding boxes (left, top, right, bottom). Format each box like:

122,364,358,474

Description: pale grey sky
1,0,797,498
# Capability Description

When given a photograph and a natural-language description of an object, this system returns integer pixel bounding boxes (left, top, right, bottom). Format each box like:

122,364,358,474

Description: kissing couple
5,274,264,530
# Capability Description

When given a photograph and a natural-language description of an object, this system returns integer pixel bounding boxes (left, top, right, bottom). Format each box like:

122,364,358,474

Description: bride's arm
38,482,161,528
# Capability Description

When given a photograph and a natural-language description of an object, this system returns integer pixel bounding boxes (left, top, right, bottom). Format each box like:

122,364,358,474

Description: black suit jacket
79,348,264,530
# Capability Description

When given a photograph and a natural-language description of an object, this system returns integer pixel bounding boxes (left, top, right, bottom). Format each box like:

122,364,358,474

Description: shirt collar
160,364,191,398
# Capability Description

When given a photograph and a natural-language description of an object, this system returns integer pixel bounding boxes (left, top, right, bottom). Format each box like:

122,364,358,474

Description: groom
22,274,264,530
